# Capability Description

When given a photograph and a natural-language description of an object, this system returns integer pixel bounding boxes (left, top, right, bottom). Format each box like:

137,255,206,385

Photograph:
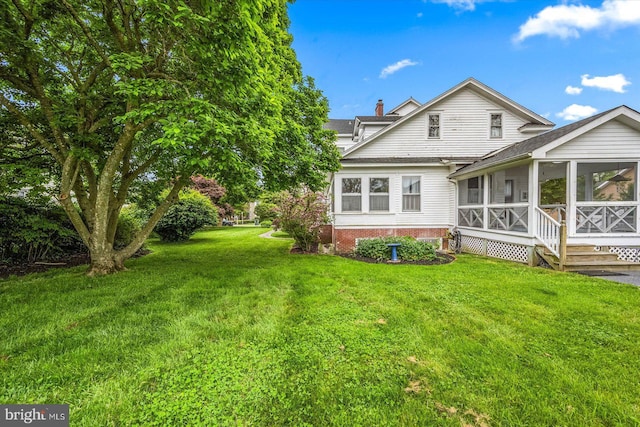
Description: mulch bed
339,252,456,265
0,253,91,279
0,249,151,279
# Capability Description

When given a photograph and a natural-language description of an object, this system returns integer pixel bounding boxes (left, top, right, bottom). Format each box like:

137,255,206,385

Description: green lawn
1,227,639,426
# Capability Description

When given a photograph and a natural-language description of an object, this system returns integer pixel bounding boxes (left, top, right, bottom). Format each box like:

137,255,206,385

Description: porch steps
536,245,640,272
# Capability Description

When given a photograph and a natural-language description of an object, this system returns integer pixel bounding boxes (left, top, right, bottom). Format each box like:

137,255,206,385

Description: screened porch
457,161,639,238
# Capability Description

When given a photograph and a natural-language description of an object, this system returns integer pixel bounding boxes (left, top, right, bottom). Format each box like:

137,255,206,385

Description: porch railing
535,206,561,258
576,204,637,233
488,205,528,232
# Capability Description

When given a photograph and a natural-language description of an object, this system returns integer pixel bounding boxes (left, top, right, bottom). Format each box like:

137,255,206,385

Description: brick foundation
334,227,449,252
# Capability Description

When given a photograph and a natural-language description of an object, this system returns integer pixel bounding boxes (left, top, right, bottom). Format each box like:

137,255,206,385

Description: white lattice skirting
487,241,529,263
461,236,484,255
461,236,530,264
609,247,640,263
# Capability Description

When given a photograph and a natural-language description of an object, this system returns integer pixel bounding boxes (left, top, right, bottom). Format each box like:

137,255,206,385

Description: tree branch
0,93,65,165
116,173,192,261
60,0,112,66
103,0,126,51
58,155,92,246
10,0,33,36
0,68,38,98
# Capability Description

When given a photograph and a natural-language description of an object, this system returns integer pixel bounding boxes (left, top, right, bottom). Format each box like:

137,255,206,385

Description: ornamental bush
154,189,218,242
355,236,438,262
114,205,144,250
0,196,85,263
272,189,329,253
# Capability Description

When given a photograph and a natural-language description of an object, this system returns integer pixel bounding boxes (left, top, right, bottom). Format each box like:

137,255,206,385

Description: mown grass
1,227,639,426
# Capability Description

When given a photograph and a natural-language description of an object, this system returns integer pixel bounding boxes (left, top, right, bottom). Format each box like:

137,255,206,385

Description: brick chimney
375,99,384,116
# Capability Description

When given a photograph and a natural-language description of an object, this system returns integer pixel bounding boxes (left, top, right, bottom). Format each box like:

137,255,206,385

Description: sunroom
449,106,640,270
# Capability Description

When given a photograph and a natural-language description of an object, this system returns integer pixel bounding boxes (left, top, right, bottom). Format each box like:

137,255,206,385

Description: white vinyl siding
333,167,452,227
546,120,640,159
350,88,532,159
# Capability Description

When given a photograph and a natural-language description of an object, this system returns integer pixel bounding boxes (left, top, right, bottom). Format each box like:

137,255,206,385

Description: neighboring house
325,78,640,270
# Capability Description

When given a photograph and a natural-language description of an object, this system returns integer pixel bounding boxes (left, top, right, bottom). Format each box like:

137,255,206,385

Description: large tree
0,0,339,275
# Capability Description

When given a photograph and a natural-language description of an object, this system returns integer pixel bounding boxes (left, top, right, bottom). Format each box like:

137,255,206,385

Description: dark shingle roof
355,115,402,123
324,119,355,134
449,107,619,178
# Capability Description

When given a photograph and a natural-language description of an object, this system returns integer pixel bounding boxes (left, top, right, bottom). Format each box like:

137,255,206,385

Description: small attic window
428,114,440,138
490,113,503,138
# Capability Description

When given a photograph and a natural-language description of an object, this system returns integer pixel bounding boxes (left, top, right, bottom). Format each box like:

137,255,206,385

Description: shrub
154,189,218,242
255,202,278,222
355,236,437,262
260,220,273,228
272,189,329,253
114,205,144,249
0,197,86,263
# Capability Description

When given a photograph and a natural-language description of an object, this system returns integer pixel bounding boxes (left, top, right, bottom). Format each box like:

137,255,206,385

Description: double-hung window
369,178,389,212
428,114,440,138
341,178,361,212
490,113,503,138
402,176,421,212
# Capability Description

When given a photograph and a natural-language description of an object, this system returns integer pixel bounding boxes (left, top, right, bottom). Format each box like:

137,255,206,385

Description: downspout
328,172,336,251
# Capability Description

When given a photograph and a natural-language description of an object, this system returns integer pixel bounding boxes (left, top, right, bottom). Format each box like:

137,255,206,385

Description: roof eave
449,153,532,179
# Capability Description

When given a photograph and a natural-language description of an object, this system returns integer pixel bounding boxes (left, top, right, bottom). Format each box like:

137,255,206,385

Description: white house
326,78,640,270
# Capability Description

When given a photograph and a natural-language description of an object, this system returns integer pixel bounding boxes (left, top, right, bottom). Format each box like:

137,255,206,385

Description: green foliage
355,236,438,262
255,201,278,221
262,77,341,192
0,197,85,263
154,190,218,242
0,0,340,273
273,189,329,252
260,220,273,228
114,205,144,250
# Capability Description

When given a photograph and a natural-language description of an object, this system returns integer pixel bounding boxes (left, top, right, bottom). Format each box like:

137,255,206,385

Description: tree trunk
86,249,126,276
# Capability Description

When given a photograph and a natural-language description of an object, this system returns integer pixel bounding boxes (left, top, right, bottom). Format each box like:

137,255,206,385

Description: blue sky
287,0,640,124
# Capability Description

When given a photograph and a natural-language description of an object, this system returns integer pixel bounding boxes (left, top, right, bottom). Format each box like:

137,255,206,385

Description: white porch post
530,160,539,237
568,161,577,236
636,161,640,234
483,173,489,230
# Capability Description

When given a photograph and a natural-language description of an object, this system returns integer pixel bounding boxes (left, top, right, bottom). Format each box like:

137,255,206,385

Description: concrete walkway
259,229,274,238
579,270,640,287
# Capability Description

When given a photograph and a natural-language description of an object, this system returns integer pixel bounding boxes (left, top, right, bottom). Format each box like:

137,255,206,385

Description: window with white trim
341,178,361,212
402,176,421,212
369,178,389,211
490,113,502,138
428,114,440,138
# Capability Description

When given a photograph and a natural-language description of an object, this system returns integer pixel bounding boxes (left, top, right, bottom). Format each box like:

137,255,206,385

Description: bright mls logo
1,405,68,426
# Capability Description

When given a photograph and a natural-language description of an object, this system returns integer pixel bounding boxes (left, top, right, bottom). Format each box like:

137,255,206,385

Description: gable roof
387,97,421,115
449,105,640,178
343,77,555,158
324,119,354,135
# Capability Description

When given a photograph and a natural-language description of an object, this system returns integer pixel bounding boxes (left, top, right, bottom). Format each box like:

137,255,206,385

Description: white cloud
417,12,424,18
379,59,419,79
430,0,479,11
514,0,640,42
427,0,505,12
565,85,583,95
556,104,598,121
581,73,631,93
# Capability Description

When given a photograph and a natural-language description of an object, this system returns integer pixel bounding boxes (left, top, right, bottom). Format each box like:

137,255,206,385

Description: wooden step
536,244,640,272
563,260,640,272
